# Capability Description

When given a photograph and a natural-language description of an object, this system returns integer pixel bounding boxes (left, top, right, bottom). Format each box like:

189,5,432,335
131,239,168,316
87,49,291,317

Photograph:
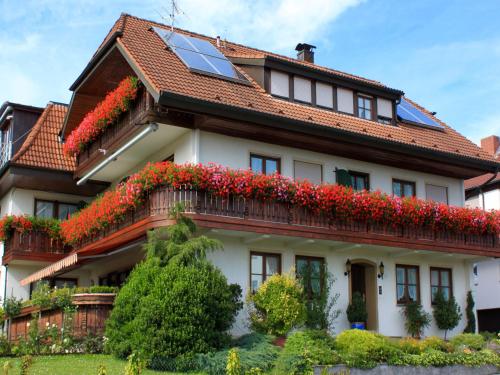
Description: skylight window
152,27,248,84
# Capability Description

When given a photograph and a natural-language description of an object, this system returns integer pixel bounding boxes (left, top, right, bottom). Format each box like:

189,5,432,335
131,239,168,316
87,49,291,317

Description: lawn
0,354,196,375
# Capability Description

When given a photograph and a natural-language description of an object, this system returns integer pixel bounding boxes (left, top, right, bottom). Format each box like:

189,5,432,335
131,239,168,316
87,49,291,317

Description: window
293,76,312,103
377,98,393,119
250,252,281,292
426,184,448,204
250,154,280,175
396,265,420,304
392,179,416,197
357,95,373,120
430,267,452,303
270,70,290,98
35,199,79,220
294,161,322,184
349,171,370,191
296,256,325,299
316,82,333,108
99,268,132,287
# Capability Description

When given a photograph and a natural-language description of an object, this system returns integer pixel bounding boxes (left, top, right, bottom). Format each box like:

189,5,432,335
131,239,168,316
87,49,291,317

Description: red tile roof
13,103,75,172
464,173,500,190
83,14,497,165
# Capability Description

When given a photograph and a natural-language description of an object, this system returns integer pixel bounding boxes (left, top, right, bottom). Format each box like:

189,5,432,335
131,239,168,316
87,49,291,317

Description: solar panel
152,27,248,84
397,98,443,129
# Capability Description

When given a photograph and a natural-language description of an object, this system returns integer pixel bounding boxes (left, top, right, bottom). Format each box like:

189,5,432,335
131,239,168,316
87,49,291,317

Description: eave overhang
159,90,500,178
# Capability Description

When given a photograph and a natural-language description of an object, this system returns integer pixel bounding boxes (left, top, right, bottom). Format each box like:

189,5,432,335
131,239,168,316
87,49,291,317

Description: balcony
74,87,192,183
2,230,71,265
8,293,115,342
74,186,500,258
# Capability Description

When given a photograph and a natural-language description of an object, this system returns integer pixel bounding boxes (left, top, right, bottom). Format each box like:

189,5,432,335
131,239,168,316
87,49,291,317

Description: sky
0,0,499,145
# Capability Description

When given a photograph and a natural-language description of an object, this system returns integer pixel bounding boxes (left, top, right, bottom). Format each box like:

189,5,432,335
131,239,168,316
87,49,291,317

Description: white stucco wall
198,131,465,206
207,236,470,338
473,259,500,310
0,188,90,302
466,186,500,312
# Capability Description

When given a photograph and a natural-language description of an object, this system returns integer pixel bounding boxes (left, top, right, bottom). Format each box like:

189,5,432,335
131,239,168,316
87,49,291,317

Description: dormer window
270,70,290,98
357,95,373,120
293,76,312,103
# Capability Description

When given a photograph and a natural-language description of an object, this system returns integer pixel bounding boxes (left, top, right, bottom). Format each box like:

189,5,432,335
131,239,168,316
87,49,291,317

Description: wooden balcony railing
76,86,153,169
74,186,500,257
2,231,71,264
8,293,115,342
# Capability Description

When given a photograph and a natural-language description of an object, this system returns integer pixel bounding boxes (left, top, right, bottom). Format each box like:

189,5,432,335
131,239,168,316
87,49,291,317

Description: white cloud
163,0,363,53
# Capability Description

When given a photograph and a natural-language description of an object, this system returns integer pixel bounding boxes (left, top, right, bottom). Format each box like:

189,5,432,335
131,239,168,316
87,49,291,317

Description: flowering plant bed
63,76,139,157
59,162,500,245
0,215,61,241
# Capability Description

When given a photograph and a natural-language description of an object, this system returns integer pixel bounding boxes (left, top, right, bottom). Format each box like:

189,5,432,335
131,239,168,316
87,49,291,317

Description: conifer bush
105,209,242,360
464,291,476,333
432,289,461,340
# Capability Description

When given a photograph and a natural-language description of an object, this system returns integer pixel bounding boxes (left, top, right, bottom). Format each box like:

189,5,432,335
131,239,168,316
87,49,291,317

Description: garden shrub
335,329,386,353
402,301,431,338
106,212,242,361
463,291,476,333
149,333,279,374
398,337,424,354
421,336,453,352
131,260,242,358
335,329,397,369
226,348,241,375
105,257,162,358
248,272,306,336
274,330,339,374
298,263,341,331
450,333,486,351
0,335,11,356
432,289,461,340
450,349,500,367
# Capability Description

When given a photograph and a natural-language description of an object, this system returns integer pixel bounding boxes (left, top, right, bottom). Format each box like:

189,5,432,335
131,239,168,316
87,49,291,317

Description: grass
0,354,197,375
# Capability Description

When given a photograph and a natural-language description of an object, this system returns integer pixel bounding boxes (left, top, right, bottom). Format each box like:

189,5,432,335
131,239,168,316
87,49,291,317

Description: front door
350,262,378,331
351,264,366,299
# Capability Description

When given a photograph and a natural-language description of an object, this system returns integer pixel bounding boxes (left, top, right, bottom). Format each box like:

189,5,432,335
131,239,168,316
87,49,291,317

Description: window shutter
336,169,352,187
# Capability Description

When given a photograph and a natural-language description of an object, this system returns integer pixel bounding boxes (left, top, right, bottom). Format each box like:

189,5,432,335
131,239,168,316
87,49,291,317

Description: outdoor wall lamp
378,262,385,279
344,259,351,276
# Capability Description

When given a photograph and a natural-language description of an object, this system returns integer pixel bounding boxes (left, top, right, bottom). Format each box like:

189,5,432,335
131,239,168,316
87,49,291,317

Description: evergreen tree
106,206,242,359
463,291,476,333
432,289,462,340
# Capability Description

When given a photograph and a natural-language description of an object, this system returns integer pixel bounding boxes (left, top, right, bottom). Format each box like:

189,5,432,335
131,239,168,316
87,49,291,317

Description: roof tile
12,103,75,171
90,14,497,165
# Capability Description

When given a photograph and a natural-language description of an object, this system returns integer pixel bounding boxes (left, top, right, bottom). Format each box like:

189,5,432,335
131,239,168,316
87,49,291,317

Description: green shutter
336,169,352,187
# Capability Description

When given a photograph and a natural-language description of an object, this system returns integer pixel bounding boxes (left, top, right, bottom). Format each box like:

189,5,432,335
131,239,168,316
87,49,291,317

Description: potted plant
346,292,368,329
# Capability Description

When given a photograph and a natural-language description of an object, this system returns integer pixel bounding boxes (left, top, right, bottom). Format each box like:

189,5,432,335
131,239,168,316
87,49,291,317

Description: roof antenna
156,0,186,33
169,0,180,31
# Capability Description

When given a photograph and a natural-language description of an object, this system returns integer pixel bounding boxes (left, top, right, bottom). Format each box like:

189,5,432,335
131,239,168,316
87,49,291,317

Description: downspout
477,167,499,211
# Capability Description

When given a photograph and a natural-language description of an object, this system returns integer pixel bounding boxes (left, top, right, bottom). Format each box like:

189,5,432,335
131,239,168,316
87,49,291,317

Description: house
465,135,500,332
6,13,500,338
0,102,106,301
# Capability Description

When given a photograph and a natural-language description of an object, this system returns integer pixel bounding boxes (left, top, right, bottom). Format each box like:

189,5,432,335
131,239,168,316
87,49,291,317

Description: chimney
480,135,500,158
295,43,316,63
